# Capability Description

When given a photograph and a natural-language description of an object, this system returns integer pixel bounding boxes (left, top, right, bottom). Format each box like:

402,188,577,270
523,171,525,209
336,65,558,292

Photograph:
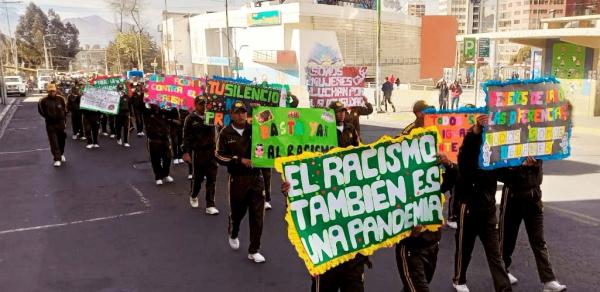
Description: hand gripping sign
274,127,444,275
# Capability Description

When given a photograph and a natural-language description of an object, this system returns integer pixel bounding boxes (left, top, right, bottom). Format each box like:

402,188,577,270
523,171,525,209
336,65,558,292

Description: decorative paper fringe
275,126,445,276
423,107,487,114
482,76,560,95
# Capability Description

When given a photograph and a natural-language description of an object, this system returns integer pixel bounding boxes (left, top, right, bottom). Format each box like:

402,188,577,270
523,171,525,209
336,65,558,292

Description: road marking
128,182,151,208
6,127,39,131
545,205,600,227
0,210,148,236
0,147,50,155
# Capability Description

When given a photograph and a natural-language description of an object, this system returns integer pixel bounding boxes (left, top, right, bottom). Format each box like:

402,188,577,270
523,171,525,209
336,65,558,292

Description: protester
436,78,449,110
440,114,512,292
37,83,67,167
283,101,370,292
100,113,116,137
168,107,185,164
67,81,84,140
114,84,132,147
345,96,373,136
144,104,174,185
182,95,219,215
449,80,462,110
215,101,266,263
381,77,396,112
131,81,146,136
82,106,101,149
498,159,567,292
395,100,443,292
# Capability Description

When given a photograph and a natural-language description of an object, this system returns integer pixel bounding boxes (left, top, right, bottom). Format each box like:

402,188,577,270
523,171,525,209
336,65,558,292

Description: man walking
67,81,84,140
131,81,146,136
215,101,266,263
182,95,219,215
115,84,132,147
381,77,396,112
38,83,67,167
144,104,174,185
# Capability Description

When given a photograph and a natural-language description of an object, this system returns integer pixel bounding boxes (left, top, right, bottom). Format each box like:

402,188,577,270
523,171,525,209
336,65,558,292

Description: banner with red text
307,66,367,108
146,74,205,110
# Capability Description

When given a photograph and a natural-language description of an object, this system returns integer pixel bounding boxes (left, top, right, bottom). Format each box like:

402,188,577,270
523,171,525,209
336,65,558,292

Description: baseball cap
328,101,346,112
230,101,247,113
412,100,431,113
194,95,206,104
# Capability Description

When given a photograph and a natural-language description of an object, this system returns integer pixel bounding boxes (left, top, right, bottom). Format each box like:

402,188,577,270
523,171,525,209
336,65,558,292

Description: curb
0,98,20,140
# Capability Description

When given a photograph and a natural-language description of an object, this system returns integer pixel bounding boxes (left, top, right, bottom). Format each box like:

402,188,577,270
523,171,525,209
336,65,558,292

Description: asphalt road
0,96,599,292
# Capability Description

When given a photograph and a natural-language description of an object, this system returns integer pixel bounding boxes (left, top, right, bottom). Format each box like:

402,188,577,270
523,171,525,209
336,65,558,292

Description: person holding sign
182,95,219,215
115,84,133,148
67,81,84,140
345,96,373,136
38,83,67,167
131,82,146,137
498,159,567,292
143,104,174,186
215,101,266,263
443,114,512,292
82,107,101,149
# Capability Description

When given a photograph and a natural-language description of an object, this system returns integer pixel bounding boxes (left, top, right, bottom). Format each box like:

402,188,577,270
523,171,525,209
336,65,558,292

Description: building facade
406,1,426,17
438,0,484,35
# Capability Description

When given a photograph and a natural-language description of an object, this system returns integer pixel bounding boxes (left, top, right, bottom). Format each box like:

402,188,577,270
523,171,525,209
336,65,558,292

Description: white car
38,76,52,93
4,76,27,97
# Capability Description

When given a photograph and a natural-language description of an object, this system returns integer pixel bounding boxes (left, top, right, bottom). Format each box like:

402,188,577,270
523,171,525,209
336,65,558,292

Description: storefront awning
456,28,600,49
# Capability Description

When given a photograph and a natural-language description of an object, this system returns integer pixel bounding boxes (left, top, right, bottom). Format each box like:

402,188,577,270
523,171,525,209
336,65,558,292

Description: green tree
106,31,159,74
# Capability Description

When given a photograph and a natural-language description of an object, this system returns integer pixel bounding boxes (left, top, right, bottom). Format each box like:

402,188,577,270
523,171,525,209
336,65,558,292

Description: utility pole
1,1,21,73
375,0,381,112
225,0,231,76
163,0,170,74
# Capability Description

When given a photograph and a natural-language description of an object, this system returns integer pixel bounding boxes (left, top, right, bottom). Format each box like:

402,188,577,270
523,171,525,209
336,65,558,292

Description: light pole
235,44,248,78
43,34,56,69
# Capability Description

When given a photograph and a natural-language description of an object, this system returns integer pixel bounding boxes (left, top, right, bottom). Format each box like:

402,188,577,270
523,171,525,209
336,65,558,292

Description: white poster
80,88,121,115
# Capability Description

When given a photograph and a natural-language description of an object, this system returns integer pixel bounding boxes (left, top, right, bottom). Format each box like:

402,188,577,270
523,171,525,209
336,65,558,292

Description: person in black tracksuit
67,83,84,140
182,95,219,214
144,104,173,185
38,84,67,166
82,107,101,148
114,85,132,147
395,101,442,292
498,160,566,291
345,96,373,136
446,115,511,292
308,101,370,292
101,113,116,137
215,101,266,263
131,82,146,136
168,108,185,163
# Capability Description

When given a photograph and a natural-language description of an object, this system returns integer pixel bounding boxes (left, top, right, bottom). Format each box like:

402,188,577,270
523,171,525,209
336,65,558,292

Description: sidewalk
0,98,18,139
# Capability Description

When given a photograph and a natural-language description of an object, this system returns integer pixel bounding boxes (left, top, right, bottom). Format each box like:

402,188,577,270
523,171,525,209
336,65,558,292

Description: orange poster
423,110,484,163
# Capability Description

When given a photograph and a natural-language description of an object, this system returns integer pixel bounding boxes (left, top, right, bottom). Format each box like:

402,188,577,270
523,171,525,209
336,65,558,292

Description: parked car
4,76,27,97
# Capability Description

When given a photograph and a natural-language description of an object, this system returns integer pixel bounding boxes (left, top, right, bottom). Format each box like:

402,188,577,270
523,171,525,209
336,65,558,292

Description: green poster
251,106,338,168
464,38,476,60
90,76,125,91
552,42,586,79
274,127,444,275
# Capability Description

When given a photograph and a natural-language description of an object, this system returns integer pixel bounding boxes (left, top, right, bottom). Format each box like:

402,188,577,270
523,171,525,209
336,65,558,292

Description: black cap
194,95,206,105
230,101,247,113
412,100,430,113
328,101,346,112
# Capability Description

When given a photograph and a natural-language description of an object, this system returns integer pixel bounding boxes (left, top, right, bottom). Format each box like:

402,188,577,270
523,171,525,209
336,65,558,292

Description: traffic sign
464,38,476,60
478,38,490,58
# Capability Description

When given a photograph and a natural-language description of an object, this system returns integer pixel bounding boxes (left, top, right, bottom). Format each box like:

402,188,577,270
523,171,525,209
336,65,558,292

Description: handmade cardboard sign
307,66,367,108
204,79,282,126
423,108,485,163
275,127,444,275
480,79,571,169
80,87,121,115
146,74,205,110
251,107,338,168
90,75,125,92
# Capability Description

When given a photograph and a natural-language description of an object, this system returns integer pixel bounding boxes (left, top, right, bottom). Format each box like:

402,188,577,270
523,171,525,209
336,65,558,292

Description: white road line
545,205,600,227
0,210,148,236
128,182,151,208
0,147,50,155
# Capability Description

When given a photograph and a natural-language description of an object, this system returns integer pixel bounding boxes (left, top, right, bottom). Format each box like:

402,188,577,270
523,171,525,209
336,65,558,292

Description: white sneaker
61,155,66,162
86,144,94,149
117,139,123,145
53,161,61,167
102,132,109,136
72,135,78,140
80,136,87,141
137,132,144,137
264,202,272,210
124,143,130,147
110,134,116,138
543,281,566,292
93,144,100,148
206,207,219,215
173,159,180,165
508,273,518,285
453,283,470,292
189,197,199,208
164,176,174,183
179,159,185,164
447,221,458,229
248,253,266,263
155,179,163,186
187,174,193,180
229,237,240,250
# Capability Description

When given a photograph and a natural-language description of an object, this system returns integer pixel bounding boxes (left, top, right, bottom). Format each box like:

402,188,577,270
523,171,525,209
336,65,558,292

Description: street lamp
43,34,56,69
235,45,248,78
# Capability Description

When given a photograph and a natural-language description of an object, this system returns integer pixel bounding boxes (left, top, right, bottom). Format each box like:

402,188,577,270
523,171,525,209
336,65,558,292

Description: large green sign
552,42,586,79
275,127,444,275
251,107,338,168
464,38,476,60
247,10,281,27
90,76,125,91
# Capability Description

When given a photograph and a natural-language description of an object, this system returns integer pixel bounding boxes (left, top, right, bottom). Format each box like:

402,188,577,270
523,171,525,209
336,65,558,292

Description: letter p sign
464,38,476,60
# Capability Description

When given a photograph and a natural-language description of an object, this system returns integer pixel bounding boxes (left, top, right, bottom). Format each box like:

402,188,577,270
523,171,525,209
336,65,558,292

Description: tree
106,31,159,74
510,46,532,65
15,3,80,70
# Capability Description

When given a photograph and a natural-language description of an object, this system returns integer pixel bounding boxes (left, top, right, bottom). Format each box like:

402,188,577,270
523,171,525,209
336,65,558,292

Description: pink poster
146,74,206,110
